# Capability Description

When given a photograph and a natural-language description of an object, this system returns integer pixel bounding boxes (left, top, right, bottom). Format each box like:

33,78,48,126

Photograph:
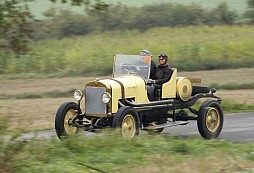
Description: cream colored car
55,54,223,139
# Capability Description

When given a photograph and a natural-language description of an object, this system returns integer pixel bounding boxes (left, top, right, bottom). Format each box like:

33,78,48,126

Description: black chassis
70,89,221,131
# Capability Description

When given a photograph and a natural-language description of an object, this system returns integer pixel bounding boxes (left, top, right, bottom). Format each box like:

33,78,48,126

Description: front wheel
197,100,223,139
55,102,80,139
112,106,140,138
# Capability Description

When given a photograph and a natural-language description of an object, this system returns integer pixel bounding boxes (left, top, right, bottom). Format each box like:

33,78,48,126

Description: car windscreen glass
113,54,151,81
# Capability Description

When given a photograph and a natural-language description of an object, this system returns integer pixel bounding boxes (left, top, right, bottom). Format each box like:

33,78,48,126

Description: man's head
158,53,168,65
140,50,150,56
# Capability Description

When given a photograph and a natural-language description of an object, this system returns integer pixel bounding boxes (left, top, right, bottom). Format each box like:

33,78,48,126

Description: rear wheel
55,102,80,139
112,106,140,138
197,100,223,139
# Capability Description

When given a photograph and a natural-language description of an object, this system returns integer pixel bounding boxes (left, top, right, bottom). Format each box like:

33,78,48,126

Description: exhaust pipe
124,99,174,107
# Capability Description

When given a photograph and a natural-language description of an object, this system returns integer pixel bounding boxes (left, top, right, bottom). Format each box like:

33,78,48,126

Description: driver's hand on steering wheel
148,79,155,84
135,66,141,71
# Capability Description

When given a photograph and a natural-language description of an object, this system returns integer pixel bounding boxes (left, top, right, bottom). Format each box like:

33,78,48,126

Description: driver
140,50,156,79
147,53,173,100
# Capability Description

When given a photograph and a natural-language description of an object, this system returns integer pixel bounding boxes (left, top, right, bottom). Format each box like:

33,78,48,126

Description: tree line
33,1,254,40
1,0,254,56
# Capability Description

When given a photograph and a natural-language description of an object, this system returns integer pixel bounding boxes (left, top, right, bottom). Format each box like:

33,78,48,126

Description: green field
1,25,254,76
1,127,254,173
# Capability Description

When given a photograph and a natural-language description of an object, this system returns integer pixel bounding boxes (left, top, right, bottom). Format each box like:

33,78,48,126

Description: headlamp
74,90,83,101
102,92,111,104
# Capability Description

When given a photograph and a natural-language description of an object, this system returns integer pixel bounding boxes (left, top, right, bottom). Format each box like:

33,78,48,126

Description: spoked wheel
55,102,80,139
197,100,224,139
112,106,140,138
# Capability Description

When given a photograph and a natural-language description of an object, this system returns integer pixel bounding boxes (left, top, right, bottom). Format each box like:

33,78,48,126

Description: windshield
113,54,151,81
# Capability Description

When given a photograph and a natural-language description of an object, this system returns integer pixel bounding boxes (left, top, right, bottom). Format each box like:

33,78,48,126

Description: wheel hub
206,108,220,133
64,109,78,134
122,114,136,138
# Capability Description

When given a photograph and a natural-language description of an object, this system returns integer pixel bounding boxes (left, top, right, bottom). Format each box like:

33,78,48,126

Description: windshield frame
113,54,151,81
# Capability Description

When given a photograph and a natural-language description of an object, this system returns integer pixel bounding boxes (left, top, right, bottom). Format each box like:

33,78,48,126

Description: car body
55,54,224,139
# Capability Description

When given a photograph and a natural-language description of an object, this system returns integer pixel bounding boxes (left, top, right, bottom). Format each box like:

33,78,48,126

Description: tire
192,85,210,96
55,102,80,139
112,106,140,138
197,100,223,139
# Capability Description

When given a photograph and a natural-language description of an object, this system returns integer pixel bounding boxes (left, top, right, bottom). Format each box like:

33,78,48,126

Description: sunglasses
158,58,165,60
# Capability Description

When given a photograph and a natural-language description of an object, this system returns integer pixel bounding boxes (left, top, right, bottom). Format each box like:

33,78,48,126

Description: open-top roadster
55,54,223,139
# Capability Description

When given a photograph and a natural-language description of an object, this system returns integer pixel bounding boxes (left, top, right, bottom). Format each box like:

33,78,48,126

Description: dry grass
0,76,98,95
1,68,253,95
0,97,70,131
0,68,253,131
217,89,254,104
128,153,253,173
178,68,254,85
179,68,254,104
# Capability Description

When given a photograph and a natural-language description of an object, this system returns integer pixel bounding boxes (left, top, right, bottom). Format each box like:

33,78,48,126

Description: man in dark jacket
153,53,173,85
147,53,173,100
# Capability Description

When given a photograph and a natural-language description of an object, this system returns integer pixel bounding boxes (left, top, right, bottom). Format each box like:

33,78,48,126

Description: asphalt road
18,112,254,143
162,112,254,143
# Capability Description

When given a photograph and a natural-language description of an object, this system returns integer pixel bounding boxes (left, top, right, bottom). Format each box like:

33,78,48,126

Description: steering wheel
120,63,139,74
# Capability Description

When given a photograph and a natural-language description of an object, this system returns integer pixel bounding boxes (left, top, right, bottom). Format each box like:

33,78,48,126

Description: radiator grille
85,86,107,115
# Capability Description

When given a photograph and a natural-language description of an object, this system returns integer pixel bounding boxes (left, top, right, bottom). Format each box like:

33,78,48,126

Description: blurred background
0,1,254,172
0,0,254,75
1,0,254,131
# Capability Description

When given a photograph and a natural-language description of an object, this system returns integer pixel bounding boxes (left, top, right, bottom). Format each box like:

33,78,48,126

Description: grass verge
1,127,254,173
211,83,254,90
222,101,254,113
0,89,75,100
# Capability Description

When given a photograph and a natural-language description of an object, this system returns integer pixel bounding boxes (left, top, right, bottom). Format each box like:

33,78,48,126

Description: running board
143,121,189,130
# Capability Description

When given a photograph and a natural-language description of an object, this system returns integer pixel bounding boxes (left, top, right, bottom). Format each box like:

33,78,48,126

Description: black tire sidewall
112,106,140,136
197,100,224,139
55,102,79,138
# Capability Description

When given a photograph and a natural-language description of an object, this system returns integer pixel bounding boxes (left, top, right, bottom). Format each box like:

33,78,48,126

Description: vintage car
55,54,223,139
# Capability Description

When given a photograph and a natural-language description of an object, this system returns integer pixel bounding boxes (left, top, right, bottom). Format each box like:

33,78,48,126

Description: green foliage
33,2,240,39
1,0,253,57
242,0,254,24
0,119,25,172
206,2,237,25
1,1,254,74
247,0,254,8
191,100,254,113
0,125,253,172
222,101,254,113
1,25,254,75
0,0,34,56
211,83,254,90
